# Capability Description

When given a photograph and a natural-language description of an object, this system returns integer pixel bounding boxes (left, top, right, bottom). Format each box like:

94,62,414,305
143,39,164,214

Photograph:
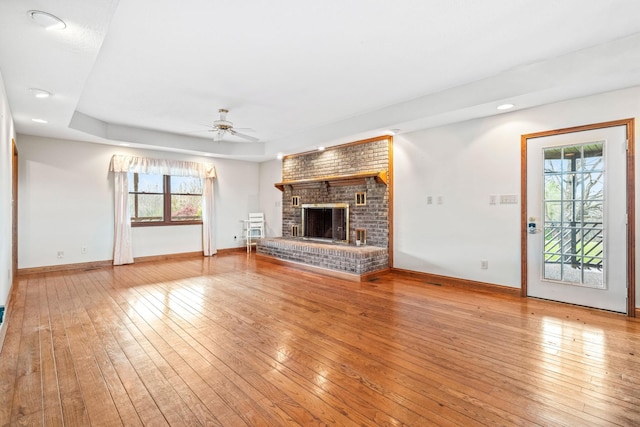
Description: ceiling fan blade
229,129,259,142
182,120,222,132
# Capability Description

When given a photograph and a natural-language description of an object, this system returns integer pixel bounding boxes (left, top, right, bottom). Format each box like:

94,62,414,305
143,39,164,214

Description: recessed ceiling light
32,118,48,124
497,103,515,110
28,10,66,30
29,88,51,98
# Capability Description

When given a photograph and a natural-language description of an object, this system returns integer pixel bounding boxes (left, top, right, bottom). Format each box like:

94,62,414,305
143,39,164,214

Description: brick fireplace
257,136,392,280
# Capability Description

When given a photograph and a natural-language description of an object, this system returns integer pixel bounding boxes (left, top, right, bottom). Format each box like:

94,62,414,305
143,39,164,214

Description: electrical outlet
57,251,64,259
480,260,488,269
81,246,87,254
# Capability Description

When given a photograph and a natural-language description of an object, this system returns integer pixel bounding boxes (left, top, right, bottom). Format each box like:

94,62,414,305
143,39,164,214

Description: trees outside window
128,172,203,226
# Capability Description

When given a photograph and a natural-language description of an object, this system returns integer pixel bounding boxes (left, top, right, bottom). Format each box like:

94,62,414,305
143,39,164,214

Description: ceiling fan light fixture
28,10,66,30
205,108,259,142
213,120,232,129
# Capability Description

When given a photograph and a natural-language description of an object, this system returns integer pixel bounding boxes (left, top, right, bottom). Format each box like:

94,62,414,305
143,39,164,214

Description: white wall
0,72,16,309
259,158,283,237
394,85,640,309
17,135,259,268
212,157,262,245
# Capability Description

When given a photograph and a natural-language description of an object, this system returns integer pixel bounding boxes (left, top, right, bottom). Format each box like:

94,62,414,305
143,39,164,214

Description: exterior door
525,124,629,313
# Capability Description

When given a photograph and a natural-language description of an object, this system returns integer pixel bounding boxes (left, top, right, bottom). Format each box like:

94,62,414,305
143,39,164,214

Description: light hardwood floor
1,254,639,426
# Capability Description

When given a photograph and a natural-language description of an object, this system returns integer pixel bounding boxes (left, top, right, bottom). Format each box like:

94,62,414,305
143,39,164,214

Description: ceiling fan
205,108,258,142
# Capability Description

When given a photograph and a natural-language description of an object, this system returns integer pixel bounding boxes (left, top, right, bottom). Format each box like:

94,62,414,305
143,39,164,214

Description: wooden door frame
11,139,18,280
520,118,636,317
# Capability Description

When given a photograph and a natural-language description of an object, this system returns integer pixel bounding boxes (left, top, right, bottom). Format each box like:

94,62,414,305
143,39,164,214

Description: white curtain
110,155,217,178
109,155,217,264
113,171,134,265
202,177,216,256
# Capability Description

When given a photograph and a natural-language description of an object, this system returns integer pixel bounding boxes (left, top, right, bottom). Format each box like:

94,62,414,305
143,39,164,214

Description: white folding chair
245,212,265,252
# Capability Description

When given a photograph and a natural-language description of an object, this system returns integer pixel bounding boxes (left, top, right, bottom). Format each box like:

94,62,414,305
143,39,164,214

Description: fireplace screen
301,203,349,243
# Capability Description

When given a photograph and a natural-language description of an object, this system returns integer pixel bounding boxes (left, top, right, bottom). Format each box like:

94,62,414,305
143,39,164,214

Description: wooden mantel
274,170,388,192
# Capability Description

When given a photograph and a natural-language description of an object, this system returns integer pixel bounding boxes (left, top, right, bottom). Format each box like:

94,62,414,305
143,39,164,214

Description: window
291,196,300,207
128,172,203,225
355,192,367,206
542,142,604,286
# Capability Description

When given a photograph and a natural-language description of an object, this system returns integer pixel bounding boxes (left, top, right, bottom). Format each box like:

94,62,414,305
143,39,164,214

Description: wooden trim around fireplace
274,170,388,192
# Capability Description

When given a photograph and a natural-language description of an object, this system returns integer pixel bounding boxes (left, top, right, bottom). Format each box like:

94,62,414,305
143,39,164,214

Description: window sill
131,221,203,227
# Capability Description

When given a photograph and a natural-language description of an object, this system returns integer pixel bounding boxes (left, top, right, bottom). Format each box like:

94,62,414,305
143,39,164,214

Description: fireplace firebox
301,203,349,243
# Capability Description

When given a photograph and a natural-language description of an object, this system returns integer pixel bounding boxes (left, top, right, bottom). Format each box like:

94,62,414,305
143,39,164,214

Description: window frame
129,173,204,227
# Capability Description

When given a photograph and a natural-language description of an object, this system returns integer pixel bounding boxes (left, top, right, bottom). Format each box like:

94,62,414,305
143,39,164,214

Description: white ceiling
2,0,640,161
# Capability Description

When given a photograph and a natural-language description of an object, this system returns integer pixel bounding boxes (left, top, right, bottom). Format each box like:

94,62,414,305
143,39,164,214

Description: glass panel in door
542,142,604,288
